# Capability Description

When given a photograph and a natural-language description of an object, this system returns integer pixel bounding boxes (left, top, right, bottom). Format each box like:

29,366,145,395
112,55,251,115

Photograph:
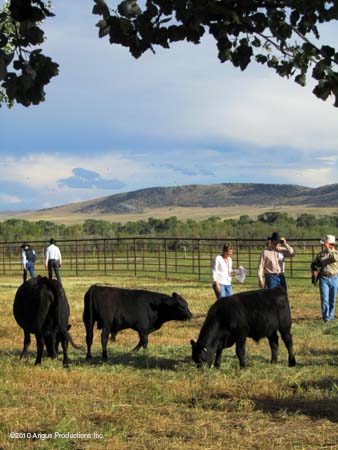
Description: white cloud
275,167,337,187
0,194,21,204
0,153,146,190
314,156,338,165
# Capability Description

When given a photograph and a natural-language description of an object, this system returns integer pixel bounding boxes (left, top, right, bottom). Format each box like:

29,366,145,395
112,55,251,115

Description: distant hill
3,183,337,225
67,182,337,214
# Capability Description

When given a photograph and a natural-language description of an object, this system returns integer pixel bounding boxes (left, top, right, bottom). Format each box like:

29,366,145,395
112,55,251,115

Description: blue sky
0,0,337,211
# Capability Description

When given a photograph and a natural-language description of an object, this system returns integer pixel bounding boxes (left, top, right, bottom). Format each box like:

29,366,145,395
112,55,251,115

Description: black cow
191,287,296,368
13,276,79,367
83,285,193,360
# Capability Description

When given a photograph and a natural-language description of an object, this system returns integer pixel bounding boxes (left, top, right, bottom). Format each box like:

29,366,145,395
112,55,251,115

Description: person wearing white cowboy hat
314,235,338,322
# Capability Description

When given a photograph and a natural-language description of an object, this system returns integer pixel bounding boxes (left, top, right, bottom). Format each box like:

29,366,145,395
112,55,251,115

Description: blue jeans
23,261,35,282
48,259,62,283
319,276,338,321
217,284,233,298
265,273,287,291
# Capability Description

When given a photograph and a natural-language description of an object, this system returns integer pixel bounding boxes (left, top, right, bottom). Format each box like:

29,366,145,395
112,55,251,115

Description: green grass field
0,275,338,449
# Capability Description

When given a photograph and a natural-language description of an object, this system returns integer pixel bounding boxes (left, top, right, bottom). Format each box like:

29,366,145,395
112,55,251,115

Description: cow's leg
132,331,148,351
235,338,246,368
21,330,31,358
34,334,44,365
280,328,296,367
85,324,94,360
110,331,117,342
47,333,57,358
60,336,70,368
214,346,224,368
268,331,279,364
101,327,110,361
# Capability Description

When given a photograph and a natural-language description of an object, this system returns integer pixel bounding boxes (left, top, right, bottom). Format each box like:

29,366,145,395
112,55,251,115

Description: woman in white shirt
211,243,235,299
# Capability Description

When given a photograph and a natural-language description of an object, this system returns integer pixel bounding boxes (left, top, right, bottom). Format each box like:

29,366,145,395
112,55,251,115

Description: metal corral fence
0,237,323,282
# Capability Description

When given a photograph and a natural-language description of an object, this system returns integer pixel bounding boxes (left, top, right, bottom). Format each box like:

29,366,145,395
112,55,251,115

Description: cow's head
190,339,213,367
171,293,193,320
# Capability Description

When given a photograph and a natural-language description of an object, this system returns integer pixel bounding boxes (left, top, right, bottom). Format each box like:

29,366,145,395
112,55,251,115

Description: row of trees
1,212,337,242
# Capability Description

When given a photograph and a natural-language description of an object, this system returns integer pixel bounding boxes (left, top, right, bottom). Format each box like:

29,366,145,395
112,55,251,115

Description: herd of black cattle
12,276,296,369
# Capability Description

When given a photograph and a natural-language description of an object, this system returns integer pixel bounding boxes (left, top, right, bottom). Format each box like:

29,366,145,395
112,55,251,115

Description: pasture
0,275,338,449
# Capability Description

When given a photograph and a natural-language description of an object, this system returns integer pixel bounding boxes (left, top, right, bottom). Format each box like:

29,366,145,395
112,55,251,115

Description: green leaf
313,81,332,101
96,19,110,38
255,54,267,64
118,0,142,19
92,0,110,18
25,26,44,45
168,25,186,42
252,37,261,48
232,42,253,71
295,73,306,87
0,52,7,80
321,45,335,58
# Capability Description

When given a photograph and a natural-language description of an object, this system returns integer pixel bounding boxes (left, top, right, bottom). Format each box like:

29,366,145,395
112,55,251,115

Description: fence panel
0,237,324,282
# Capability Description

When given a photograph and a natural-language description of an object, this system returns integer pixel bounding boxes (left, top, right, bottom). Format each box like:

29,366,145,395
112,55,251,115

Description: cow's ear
190,339,196,347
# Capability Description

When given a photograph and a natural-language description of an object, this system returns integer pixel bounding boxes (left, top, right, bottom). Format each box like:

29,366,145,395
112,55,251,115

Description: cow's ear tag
202,346,207,353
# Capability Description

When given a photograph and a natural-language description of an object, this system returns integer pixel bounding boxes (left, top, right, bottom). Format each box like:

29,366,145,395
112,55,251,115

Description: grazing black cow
83,285,193,360
13,276,79,367
191,287,296,369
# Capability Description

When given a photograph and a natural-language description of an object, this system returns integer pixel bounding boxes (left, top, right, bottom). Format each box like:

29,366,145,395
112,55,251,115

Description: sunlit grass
0,275,338,449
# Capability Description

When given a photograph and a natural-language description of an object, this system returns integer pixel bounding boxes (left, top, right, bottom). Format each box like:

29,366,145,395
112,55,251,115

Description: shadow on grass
188,390,338,422
1,347,192,370
293,317,322,324
301,347,338,357
292,377,338,392
72,350,191,371
252,395,338,422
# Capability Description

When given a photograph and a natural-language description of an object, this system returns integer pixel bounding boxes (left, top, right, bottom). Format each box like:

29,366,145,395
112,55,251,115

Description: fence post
2,244,5,275
104,239,107,276
75,240,79,276
164,238,168,279
142,240,145,272
83,242,86,271
111,240,115,272
197,239,201,281
133,238,137,276
235,240,240,269
248,244,251,277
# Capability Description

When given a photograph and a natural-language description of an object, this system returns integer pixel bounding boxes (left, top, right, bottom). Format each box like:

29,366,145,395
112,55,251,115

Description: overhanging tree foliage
0,0,59,106
1,0,338,107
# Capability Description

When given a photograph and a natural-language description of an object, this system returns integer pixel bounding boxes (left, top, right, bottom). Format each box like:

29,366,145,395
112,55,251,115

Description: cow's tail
60,327,83,351
83,286,94,332
46,278,84,352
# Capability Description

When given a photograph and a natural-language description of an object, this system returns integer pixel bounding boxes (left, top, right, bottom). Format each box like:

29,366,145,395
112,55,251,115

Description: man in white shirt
45,238,62,283
211,243,234,298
